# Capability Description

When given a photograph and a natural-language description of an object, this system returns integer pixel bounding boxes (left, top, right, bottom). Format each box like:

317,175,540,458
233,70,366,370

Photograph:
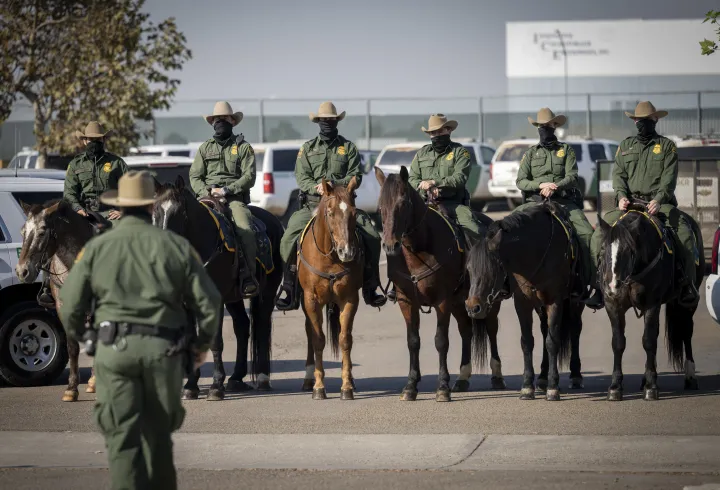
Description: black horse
153,176,283,401
597,205,703,401
465,200,584,401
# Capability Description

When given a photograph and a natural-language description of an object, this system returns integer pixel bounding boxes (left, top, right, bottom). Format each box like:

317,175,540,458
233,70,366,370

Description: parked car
488,136,619,210
373,139,498,210
121,155,194,185
250,143,382,225
0,169,66,180
7,148,74,171
0,177,68,387
707,224,720,324
128,143,201,159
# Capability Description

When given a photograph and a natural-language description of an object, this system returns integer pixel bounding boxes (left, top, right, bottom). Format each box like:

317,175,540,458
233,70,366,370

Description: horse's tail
471,317,489,371
665,298,691,373
558,297,578,369
326,304,341,359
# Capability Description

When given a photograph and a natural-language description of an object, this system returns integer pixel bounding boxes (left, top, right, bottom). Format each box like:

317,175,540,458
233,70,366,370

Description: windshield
495,143,533,162
377,148,421,168
131,165,190,185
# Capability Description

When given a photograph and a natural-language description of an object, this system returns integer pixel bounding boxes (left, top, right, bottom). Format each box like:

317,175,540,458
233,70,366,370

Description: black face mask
318,120,338,142
538,126,557,149
86,140,105,160
431,134,451,153
213,119,233,142
635,118,657,143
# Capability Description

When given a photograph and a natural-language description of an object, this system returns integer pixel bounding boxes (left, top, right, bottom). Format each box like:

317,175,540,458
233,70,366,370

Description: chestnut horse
375,166,503,403
299,177,363,400
15,199,96,402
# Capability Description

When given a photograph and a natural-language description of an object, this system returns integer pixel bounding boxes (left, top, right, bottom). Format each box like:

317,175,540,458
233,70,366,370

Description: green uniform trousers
93,335,185,490
590,204,696,285
279,204,381,269
440,202,483,243
228,199,257,278
514,200,596,286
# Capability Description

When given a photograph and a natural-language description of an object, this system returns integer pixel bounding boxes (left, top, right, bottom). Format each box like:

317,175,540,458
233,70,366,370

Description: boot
362,264,387,308
237,248,259,299
386,284,397,302
275,242,300,311
583,286,605,310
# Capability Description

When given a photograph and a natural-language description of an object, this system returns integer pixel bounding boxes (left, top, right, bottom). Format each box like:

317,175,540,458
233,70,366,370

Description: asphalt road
1,208,720,488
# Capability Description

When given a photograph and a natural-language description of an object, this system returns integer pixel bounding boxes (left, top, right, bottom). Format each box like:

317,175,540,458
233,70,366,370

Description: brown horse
15,199,97,402
375,166,503,402
298,177,363,400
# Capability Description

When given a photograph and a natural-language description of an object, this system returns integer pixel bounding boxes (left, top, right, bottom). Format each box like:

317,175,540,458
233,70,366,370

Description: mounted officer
58,170,222,490
514,108,597,302
37,122,128,308
189,101,259,298
275,101,386,311
588,101,698,309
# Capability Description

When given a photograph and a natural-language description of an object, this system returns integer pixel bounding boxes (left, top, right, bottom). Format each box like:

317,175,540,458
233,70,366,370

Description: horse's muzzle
465,300,487,320
383,241,401,256
337,245,357,263
15,263,38,284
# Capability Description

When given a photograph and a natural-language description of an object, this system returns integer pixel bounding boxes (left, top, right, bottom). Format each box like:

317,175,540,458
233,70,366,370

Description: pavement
1,206,720,488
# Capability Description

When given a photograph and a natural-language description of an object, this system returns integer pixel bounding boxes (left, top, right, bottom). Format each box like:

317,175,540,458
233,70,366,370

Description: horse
465,199,584,401
297,177,363,400
375,166,504,403
153,175,283,401
597,204,703,401
15,199,97,402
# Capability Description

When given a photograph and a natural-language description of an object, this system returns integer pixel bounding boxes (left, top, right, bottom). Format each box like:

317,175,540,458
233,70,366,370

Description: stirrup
241,276,260,299
363,285,387,308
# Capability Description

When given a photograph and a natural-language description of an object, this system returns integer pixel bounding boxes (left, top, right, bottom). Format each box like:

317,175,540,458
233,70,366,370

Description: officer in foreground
275,101,386,310
59,171,222,490
589,101,698,308
38,121,128,308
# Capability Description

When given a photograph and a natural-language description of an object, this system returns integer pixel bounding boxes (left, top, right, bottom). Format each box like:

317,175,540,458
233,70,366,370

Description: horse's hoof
644,388,659,401
182,389,199,400
546,389,560,401
452,380,470,393
312,388,327,400
684,378,699,390
569,377,584,390
536,379,548,392
61,390,79,402
226,379,253,392
207,388,225,401
301,379,314,392
607,389,623,401
436,389,451,403
491,377,506,390
86,376,96,393
520,387,535,400
400,390,418,401
256,380,273,391
340,389,354,401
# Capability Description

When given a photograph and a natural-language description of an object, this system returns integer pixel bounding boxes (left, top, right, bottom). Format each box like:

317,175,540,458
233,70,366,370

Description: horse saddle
426,203,470,253
198,196,274,275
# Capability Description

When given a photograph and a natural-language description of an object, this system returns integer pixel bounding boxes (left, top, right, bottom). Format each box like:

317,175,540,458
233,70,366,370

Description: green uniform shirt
63,151,128,212
408,142,471,202
516,142,579,193
612,135,678,206
58,215,222,351
295,135,361,195
189,135,256,198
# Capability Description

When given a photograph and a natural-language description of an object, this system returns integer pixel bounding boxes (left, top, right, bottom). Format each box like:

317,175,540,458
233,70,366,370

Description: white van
129,144,201,159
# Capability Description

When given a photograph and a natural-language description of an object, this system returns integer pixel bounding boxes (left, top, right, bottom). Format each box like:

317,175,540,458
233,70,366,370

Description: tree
700,10,720,55
0,0,191,166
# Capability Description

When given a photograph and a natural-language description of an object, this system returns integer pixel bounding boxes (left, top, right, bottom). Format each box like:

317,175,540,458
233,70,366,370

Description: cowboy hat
309,101,346,123
74,121,112,139
528,108,567,128
100,170,158,207
204,101,243,126
421,114,458,133
624,101,668,120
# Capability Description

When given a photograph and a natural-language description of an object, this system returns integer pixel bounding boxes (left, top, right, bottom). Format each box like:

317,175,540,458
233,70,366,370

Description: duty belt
99,321,180,343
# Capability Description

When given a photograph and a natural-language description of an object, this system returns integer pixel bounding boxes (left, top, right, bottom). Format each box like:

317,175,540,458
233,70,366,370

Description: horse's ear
321,178,333,197
175,175,185,190
599,218,611,235
399,165,409,183
488,229,503,252
153,177,162,193
374,166,386,187
347,176,358,196
19,200,32,215
42,202,60,217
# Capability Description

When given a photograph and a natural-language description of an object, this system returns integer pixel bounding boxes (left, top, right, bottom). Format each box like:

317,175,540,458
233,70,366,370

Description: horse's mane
467,232,504,294
604,211,660,264
27,198,64,216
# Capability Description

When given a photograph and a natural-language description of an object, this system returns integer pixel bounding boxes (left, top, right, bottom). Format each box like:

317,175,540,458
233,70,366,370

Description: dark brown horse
298,177,363,400
465,200,584,401
375,166,503,403
15,199,96,402
153,176,283,401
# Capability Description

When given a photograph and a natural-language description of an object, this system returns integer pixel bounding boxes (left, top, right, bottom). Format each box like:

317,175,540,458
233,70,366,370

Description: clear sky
146,0,720,101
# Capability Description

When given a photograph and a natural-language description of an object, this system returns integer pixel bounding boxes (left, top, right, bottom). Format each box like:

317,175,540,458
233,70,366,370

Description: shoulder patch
297,146,304,159
74,247,85,264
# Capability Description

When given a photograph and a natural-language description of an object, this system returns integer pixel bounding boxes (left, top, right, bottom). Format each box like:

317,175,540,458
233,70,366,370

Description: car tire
0,302,69,387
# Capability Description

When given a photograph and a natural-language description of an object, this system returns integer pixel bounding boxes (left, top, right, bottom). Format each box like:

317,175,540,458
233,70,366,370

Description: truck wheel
0,302,68,387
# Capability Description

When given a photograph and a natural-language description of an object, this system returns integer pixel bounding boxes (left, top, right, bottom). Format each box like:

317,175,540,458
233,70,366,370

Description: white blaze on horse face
339,201,348,215
609,240,620,294
161,201,173,230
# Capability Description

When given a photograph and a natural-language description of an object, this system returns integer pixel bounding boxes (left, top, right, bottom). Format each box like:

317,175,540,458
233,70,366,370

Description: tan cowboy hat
624,101,668,120
74,121,112,140
100,170,158,207
421,114,458,133
528,108,567,128
204,101,243,126
309,101,346,122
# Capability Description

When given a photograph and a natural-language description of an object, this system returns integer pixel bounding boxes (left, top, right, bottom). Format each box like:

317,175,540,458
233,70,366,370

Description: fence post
478,97,484,142
697,92,703,135
586,93,592,139
365,99,371,151
258,99,265,143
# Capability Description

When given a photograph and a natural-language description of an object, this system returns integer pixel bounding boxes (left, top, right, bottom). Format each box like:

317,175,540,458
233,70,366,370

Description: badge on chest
653,144,662,155
556,148,565,158
337,146,346,156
